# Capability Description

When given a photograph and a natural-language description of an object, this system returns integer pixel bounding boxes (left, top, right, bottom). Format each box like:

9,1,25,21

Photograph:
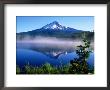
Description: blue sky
16,16,94,33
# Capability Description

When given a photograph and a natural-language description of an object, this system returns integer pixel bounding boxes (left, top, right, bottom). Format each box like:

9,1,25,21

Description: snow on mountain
41,21,66,30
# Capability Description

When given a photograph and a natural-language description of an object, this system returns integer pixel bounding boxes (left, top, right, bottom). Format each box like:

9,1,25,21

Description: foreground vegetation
16,62,94,74
16,33,94,74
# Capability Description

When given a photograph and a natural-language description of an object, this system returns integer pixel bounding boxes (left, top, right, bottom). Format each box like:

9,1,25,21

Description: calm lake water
16,42,94,68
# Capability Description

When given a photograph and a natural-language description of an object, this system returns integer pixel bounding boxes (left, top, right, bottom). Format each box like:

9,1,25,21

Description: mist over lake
17,36,94,68
17,36,94,51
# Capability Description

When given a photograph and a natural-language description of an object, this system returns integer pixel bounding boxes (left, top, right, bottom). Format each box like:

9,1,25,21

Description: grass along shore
16,62,94,74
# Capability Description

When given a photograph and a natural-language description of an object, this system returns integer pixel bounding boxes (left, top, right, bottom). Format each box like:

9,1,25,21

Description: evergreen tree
69,33,92,74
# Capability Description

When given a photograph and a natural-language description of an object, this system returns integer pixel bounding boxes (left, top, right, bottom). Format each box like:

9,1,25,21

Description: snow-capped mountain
41,21,66,30
17,21,94,40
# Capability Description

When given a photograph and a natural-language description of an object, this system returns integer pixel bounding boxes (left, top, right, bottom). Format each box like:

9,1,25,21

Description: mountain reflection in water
16,41,94,68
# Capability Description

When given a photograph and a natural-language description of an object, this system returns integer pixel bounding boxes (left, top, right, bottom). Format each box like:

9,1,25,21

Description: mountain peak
52,21,59,24
41,21,66,30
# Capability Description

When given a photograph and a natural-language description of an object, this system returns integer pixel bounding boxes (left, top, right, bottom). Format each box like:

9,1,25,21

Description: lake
16,41,94,69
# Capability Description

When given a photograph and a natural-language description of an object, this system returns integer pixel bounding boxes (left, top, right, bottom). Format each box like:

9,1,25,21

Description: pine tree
69,32,92,74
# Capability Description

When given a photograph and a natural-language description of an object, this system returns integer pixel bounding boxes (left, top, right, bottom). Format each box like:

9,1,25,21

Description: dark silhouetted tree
69,32,92,74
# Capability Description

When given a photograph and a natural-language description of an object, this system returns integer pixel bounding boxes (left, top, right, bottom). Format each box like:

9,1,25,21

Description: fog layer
17,36,94,51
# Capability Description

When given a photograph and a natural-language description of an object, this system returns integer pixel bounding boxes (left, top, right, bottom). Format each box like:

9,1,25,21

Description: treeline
17,30,94,41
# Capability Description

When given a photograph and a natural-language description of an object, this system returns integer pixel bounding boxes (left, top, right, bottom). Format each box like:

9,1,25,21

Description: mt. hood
17,21,93,40
41,21,66,30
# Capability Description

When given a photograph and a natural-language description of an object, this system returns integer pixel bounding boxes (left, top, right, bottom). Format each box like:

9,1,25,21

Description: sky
16,16,94,33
